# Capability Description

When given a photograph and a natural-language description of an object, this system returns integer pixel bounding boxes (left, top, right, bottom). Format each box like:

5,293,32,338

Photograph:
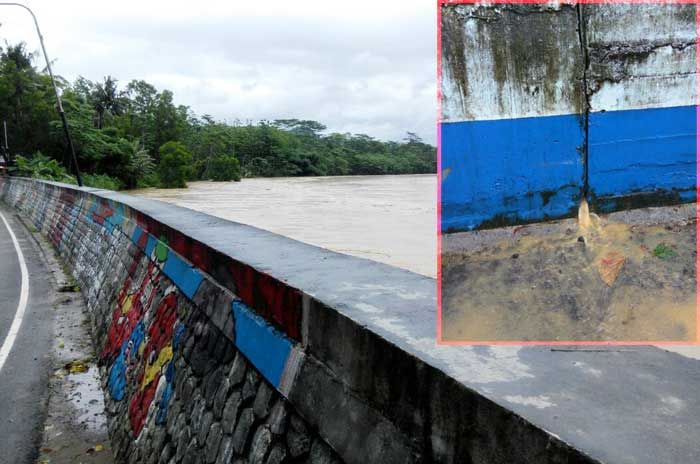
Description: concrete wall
0,177,609,464
440,3,696,232
584,4,696,211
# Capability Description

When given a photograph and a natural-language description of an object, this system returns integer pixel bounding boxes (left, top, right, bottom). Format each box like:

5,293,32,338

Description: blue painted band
441,112,585,232
128,225,203,299
131,225,143,244
231,300,292,388
162,252,203,299
588,104,696,199
441,105,697,232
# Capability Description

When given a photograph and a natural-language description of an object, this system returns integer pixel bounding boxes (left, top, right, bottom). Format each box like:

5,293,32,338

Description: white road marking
0,212,29,373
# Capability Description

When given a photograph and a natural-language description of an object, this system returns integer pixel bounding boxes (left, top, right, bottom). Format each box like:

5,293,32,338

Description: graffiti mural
0,179,339,463
101,245,189,437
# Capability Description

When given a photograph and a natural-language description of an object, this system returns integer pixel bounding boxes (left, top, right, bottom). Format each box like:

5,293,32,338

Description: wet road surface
0,205,53,463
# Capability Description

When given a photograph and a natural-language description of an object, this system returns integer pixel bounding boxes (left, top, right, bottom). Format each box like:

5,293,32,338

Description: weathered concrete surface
440,4,585,232
441,4,585,121
583,3,696,113
4,178,700,463
442,203,696,341
584,3,696,211
0,203,54,463
440,3,697,232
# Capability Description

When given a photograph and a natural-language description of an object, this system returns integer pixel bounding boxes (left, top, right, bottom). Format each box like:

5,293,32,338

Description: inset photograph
439,2,698,342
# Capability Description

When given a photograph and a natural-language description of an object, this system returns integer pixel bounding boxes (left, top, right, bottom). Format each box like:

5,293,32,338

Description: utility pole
0,2,83,186
1,120,9,168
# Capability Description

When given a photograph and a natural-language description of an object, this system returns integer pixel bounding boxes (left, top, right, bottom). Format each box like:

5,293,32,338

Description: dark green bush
158,141,193,188
205,154,241,182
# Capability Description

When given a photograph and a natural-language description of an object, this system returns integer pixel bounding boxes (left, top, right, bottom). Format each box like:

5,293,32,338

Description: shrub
206,154,241,182
158,141,193,188
11,152,75,183
82,173,123,191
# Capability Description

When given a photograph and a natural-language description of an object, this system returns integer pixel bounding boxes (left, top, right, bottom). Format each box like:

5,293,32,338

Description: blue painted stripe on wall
588,104,696,199
162,252,203,299
231,300,292,387
145,236,157,257
131,225,143,244
107,203,125,233
441,112,585,232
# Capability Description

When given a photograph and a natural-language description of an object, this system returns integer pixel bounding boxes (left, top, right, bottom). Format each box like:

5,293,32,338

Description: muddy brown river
130,174,437,277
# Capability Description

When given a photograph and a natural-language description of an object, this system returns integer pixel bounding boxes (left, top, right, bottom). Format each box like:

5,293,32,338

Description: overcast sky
0,0,436,144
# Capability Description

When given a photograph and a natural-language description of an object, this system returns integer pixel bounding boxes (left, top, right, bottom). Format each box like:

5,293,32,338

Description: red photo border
436,0,700,345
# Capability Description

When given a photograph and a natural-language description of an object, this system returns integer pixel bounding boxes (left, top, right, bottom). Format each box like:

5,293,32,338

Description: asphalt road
0,205,53,464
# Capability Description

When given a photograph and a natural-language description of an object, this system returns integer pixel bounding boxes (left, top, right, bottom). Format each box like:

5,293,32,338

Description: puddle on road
33,228,114,464
442,204,697,341
65,365,108,433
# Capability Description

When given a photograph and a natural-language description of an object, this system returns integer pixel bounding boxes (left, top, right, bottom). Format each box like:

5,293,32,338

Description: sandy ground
442,203,697,342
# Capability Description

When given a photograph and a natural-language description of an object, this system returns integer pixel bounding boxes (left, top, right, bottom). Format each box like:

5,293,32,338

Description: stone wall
0,178,340,464
2,177,617,463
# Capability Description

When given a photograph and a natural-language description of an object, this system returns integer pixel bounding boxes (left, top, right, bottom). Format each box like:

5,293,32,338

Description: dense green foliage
12,152,75,183
11,153,122,190
206,154,241,182
0,42,435,190
158,141,193,188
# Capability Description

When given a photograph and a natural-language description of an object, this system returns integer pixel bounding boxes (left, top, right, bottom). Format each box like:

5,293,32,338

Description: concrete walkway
0,205,53,463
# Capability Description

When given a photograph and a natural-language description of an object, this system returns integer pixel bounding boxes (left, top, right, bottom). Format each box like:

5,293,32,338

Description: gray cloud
0,0,436,143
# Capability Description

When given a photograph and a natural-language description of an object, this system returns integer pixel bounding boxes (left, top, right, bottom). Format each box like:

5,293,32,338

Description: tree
272,119,326,138
158,141,192,188
11,151,74,183
152,91,188,159
91,75,123,129
403,131,423,144
0,43,55,157
205,154,241,181
119,139,156,188
0,43,436,189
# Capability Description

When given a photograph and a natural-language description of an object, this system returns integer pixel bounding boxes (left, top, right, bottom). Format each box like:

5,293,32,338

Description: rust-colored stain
597,251,625,286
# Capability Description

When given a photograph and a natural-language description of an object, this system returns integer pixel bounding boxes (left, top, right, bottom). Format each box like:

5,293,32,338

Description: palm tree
128,139,154,175
91,76,122,129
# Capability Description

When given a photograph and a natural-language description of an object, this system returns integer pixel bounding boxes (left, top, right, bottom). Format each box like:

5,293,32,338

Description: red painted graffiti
128,292,178,436
230,261,302,341
92,199,114,225
128,378,157,436
166,229,189,261
100,260,158,362
190,241,211,273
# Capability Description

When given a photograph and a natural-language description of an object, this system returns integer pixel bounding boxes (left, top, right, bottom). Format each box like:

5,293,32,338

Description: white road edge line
0,211,29,373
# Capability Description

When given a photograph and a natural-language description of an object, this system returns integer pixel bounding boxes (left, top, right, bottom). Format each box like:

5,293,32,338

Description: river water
130,174,436,277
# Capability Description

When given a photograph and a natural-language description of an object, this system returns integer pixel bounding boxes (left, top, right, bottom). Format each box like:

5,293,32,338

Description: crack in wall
588,39,696,87
576,4,591,199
